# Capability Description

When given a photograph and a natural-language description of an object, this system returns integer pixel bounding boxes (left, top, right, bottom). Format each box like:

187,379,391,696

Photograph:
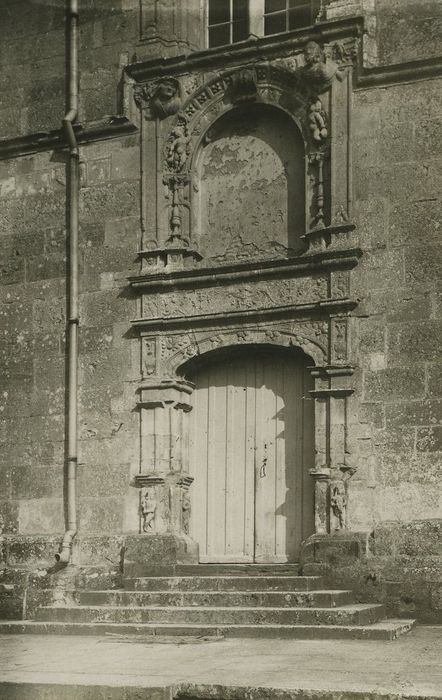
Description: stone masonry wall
305,69,442,622
0,1,143,570
350,76,442,530
0,0,441,621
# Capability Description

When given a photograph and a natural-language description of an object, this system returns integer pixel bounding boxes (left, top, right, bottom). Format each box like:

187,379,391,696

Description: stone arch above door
161,323,327,378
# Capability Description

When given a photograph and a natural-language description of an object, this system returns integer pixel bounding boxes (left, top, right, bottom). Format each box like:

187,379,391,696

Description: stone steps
124,575,323,591
0,618,416,640
5,564,416,640
36,602,385,626
79,589,353,608
173,564,301,576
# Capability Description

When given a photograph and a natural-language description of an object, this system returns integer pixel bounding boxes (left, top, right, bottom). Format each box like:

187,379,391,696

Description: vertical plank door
189,350,314,563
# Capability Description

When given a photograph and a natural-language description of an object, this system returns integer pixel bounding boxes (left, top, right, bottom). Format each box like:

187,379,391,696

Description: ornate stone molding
156,323,329,375
129,245,362,290
126,18,364,83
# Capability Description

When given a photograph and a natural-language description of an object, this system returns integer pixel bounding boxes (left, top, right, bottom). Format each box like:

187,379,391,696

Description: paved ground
1,626,441,696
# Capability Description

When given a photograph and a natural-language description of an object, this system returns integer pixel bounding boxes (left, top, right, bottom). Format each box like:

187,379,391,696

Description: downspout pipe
56,0,79,564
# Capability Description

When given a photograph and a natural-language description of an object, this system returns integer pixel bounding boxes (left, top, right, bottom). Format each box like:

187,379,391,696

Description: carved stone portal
128,35,360,562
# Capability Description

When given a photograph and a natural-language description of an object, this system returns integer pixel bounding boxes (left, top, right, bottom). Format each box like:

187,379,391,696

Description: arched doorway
186,346,314,563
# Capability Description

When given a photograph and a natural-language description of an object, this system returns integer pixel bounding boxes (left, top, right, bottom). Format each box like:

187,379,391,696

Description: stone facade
0,0,441,622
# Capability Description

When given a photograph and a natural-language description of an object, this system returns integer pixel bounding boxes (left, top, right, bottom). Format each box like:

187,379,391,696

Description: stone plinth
122,533,199,577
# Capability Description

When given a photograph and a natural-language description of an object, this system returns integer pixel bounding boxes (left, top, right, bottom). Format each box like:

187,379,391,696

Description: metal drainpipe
56,0,79,564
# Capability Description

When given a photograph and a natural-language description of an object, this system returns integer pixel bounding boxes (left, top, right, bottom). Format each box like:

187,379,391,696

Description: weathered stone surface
363,368,426,402
142,276,328,320
376,0,442,65
373,519,442,557
300,521,442,623
388,321,442,364
4,535,62,567
123,534,199,575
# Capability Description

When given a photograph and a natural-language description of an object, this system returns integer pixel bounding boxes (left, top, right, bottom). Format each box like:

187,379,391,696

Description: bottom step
0,619,415,640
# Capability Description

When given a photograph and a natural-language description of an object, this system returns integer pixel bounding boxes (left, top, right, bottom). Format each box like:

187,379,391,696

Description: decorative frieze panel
141,275,328,321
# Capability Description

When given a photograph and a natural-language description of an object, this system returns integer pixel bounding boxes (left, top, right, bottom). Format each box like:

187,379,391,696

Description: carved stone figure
300,41,340,93
330,482,347,530
142,488,157,532
182,491,191,535
165,123,189,172
308,99,328,143
151,78,182,118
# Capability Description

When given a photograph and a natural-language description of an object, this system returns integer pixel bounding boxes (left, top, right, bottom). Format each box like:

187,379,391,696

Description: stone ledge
0,116,137,160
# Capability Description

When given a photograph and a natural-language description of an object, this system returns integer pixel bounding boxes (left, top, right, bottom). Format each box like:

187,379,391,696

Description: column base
123,534,199,577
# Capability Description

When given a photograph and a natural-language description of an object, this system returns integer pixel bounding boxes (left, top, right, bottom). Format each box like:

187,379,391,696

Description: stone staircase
0,565,415,639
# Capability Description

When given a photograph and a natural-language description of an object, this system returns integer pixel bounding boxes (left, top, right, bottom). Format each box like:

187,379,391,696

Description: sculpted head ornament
300,41,340,93
151,77,182,118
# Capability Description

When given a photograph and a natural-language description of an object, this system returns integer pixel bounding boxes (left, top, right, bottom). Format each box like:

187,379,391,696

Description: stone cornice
126,17,442,90
126,17,364,81
129,245,362,292
0,116,137,161
356,55,442,90
131,298,358,331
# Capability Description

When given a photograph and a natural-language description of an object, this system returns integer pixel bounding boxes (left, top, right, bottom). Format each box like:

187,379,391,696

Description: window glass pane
233,0,248,21
209,23,231,46
265,0,286,13
289,6,311,29
233,18,248,41
264,11,286,34
209,0,231,25
289,0,310,6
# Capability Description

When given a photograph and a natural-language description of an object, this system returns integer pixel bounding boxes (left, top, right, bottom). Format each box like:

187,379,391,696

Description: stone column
309,352,355,535
123,379,199,576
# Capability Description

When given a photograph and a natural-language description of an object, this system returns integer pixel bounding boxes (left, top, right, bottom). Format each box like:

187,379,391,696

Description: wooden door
188,349,314,563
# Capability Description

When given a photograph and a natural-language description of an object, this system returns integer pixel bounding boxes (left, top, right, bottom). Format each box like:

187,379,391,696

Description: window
208,0,249,48
207,0,321,47
264,0,320,36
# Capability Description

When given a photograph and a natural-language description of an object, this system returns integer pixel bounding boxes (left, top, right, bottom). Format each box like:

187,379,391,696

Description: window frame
206,0,319,48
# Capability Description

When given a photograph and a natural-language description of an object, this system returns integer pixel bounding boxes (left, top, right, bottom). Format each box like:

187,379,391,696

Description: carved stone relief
157,321,328,375
331,316,349,363
142,336,157,377
134,77,182,119
331,270,350,299
142,275,328,320
130,36,360,539
299,41,344,94
330,480,347,530
229,67,258,104
141,487,157,532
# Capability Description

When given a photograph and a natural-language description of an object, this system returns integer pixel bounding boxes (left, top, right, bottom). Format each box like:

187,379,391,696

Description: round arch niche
195,104,306,263
182,344,315,563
